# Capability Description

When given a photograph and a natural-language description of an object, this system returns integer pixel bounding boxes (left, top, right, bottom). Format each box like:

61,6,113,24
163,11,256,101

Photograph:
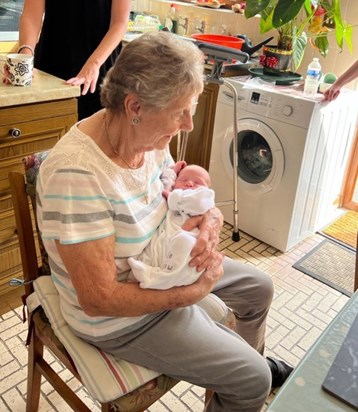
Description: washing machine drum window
230,131,273,184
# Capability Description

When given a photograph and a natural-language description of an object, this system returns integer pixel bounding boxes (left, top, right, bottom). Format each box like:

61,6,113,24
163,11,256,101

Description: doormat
292,239,356,297
320,210,358,251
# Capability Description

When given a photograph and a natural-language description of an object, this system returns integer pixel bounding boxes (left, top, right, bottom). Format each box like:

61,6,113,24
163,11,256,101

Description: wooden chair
9,152,234,411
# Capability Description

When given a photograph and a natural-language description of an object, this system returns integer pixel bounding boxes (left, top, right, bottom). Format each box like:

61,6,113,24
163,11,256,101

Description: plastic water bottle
304,58,321,95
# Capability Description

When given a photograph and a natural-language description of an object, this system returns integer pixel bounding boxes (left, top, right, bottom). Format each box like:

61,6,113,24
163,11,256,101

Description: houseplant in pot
244,0,353,75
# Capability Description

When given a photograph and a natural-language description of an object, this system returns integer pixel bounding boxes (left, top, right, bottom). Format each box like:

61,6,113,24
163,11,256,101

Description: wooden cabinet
0,98,77,296
170,82,219,170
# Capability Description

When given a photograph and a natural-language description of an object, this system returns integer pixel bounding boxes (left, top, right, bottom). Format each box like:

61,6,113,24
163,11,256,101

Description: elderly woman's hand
182,206,224,272
190,251,225,295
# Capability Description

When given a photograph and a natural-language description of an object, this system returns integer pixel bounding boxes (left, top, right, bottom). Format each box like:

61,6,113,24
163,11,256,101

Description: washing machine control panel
225,78,316,128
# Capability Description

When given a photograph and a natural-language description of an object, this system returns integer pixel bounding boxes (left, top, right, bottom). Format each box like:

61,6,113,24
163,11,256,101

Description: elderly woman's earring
131,117,140,126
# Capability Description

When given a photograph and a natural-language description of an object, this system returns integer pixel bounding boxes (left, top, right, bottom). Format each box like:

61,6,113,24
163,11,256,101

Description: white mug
1,53,34,86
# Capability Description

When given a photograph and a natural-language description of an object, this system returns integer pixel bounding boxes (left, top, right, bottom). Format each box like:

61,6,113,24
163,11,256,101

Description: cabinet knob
10,128,21,138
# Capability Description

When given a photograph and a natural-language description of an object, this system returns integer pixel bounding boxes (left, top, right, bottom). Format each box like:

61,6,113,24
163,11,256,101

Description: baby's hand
173,161,186,175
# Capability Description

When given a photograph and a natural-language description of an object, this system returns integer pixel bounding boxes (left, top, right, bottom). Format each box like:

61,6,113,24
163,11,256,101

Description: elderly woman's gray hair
100,31,205,112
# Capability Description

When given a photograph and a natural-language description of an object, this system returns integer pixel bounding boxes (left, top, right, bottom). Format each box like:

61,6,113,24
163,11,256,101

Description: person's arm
66,0,131,94
18,0,45,55
55,235,223,317
323,60,358,101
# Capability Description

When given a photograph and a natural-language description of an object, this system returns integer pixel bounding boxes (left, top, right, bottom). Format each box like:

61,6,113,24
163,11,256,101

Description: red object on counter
191,34,245,50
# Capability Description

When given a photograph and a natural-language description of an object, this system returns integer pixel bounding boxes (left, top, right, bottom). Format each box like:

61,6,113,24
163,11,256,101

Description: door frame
342,128,358,212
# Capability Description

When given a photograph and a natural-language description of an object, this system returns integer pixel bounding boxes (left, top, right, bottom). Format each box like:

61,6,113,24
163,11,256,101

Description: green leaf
260,8,275,34
337,23,353,53
272,0,306,27
292,32,307,72
244,0,272,19
315,35,329,57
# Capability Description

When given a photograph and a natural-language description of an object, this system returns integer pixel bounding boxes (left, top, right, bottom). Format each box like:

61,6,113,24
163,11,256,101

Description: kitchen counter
0,69,80,107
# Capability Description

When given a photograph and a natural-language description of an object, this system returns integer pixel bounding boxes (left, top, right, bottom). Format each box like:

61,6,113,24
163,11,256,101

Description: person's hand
173,160,187,175
162,189,170,199
182,207,224,272
66,60,100,95
191,251,224,293
2,63,10,84
323,83,341,101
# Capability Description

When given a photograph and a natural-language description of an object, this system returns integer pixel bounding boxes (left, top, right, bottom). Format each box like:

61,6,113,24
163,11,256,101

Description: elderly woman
36,32,292,412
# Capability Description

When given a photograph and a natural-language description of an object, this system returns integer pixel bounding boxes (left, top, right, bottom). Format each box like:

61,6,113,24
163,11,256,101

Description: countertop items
0,68,80,107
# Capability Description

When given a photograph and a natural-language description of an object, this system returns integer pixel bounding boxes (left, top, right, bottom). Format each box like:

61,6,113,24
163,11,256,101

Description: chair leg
101,403,111,412
205,389,214,405
26,329,43,412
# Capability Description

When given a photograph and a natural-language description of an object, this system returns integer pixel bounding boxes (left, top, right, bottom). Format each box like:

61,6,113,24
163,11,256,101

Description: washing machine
209,77,358,252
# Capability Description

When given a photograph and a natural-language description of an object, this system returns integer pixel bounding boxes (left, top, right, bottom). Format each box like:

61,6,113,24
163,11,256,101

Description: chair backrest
8,151,50,296
9,172,39,297
23,151,51,275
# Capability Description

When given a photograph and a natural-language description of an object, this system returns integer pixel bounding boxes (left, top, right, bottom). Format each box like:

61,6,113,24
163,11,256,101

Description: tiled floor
0,223,350,411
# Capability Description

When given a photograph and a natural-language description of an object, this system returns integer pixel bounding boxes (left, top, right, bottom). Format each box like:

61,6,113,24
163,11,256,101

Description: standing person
128,164,217,289
323,60,358,101
37,32,292,412
17,0,131,119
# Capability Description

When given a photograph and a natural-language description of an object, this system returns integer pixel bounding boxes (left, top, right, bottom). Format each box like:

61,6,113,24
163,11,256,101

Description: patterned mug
1,53,34,86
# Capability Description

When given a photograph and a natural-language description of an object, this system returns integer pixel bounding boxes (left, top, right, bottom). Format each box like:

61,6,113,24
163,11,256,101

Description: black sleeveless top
35,0,122,119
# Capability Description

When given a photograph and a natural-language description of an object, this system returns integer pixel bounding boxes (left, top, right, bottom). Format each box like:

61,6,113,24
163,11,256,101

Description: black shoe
266,357,293,389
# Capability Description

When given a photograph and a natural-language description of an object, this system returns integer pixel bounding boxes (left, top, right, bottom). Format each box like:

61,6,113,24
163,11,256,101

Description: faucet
178,16,189,35
194,19,206,34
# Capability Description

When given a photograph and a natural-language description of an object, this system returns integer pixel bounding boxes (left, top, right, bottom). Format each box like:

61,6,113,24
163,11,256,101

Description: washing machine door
222,118,284,195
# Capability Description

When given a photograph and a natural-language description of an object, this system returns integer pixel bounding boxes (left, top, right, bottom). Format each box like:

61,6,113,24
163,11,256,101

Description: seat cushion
33,276,231,403
33,276,161,403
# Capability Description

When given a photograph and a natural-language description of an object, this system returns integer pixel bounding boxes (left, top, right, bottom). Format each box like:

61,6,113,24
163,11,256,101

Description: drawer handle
10,128,21,138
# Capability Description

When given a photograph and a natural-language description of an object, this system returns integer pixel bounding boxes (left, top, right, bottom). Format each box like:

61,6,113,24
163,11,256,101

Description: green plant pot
260,46,293,75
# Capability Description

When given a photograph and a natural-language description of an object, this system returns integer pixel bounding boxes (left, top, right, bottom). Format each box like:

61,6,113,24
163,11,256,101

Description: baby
128,164,215,289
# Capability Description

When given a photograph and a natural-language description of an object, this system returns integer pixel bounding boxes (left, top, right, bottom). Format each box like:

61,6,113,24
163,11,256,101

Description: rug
320,210,358,250
293,239,356,297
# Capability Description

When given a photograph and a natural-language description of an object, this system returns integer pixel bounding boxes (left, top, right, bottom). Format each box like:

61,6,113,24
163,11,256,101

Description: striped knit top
37,124,172,339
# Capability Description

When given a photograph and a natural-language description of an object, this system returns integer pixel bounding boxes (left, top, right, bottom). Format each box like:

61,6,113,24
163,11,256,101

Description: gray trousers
89,257,274,412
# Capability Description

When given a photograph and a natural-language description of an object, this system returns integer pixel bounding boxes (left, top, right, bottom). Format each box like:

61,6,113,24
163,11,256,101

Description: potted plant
244,0,353,74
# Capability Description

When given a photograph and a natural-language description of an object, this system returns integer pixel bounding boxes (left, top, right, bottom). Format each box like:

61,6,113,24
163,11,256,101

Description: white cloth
160,168,177,191
128,186,215,289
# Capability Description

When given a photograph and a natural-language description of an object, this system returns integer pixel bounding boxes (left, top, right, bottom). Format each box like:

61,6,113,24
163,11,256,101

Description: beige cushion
33,276,160,403
32,276,229,403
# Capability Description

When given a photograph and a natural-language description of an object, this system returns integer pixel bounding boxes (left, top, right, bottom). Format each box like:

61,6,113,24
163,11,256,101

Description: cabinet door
0,98,77,296
170,83,219,170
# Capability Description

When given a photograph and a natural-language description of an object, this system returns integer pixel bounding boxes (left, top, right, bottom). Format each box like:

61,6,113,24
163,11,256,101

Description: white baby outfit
128,186,215,289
